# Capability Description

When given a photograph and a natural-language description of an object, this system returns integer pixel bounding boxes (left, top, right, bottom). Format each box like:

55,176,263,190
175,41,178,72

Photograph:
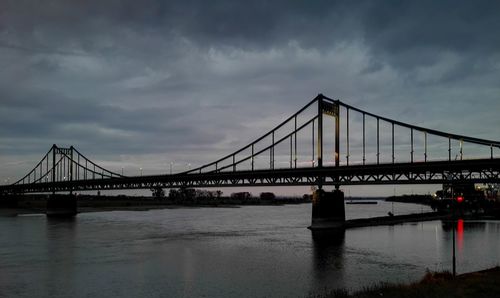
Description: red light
456,196,464,203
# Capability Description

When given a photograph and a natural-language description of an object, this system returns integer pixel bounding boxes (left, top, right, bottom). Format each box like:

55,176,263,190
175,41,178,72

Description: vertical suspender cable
294,116,297,168
411,128,414,163
392,123,394,164
363,113,365,165
377,118,380,164
346,108,349,166
424,132,427,162
312,120,315,166
448,137,451,161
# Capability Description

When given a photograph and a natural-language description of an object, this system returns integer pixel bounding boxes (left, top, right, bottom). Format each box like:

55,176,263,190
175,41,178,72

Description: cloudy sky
1,0,499,195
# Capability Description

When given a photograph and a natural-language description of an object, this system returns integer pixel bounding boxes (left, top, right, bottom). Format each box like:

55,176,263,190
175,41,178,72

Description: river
1,201,499,297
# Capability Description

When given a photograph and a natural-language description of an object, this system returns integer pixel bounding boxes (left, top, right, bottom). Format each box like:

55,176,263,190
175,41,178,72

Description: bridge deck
2,158,499,193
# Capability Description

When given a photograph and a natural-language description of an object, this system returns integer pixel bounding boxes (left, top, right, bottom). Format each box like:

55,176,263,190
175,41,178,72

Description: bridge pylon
46,194,77,217
316,95,341,189
309,188,345,230
310,96,345,230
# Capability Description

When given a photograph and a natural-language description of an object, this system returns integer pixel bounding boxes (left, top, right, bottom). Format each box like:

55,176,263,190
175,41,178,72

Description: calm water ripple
1,201,499,298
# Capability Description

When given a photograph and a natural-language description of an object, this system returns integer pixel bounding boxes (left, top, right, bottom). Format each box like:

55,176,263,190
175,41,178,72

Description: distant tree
169,189,180,200
196,189,210,199
151,186,165,198
260,192,275,200
216,190,223,198
181,188,196,200
230,192,252,199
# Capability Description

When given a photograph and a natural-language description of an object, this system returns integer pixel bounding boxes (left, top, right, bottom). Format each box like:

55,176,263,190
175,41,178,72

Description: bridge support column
309,189,345,230
0,194,18,208
46,194,77,217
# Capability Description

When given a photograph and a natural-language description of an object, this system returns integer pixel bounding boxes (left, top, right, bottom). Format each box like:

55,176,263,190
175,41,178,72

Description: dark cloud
0,0,499,184
362,1,500,54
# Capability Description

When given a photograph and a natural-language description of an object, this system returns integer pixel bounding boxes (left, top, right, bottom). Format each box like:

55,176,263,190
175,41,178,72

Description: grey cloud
0,0,499,184
0,82,228,155
3,1,499,82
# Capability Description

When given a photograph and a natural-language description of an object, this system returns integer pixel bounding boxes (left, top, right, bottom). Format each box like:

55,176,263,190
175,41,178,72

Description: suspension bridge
2,93,500,225
1,94,499,195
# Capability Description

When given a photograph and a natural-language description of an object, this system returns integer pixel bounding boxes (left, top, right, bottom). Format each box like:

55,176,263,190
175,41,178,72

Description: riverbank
309,266,500,298
345,212,449,228
385,194,432,205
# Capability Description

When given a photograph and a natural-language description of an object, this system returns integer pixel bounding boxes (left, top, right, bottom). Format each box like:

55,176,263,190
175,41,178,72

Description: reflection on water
457,219,464,252
440,219,499,272
45,218,77,298
311,230,346,290
0,203,499,298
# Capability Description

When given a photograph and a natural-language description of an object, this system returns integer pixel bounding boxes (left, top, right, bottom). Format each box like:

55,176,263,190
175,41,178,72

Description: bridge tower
310,95,345,230
46,145,77,217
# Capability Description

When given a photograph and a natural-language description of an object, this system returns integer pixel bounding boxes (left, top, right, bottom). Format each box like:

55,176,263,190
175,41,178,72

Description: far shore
0,194,310,216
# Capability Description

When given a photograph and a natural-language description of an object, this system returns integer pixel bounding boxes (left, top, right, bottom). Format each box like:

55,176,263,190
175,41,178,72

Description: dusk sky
1,1,499,196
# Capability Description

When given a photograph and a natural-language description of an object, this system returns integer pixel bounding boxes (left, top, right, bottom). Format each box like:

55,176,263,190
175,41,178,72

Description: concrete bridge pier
309,189,345,230
46,194,77,217
0,194,18,208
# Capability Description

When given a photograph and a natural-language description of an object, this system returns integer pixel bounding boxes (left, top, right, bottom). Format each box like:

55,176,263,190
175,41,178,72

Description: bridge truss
1,94,500,194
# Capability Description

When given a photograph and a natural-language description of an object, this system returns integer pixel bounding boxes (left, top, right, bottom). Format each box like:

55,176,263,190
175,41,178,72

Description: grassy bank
309,267,500,298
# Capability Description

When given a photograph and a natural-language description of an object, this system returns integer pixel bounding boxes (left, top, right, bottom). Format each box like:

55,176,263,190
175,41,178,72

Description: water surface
1,202,499,297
